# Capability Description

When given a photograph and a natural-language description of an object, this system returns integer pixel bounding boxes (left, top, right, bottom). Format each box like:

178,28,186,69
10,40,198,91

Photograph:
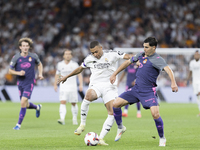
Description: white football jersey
56,60,79,91
189,59,200,82
81,50,125,85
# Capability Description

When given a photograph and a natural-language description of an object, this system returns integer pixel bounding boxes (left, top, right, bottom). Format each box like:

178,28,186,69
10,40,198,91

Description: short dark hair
144,37,158,47
90,41,100,49
63,49,72,56
195,50,199,53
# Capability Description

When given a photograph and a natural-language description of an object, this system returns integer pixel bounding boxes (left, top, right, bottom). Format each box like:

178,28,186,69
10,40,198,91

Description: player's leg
68,91,79,125
113,87,139,141
197,94,200,116
74,88,98,135
113,97,128,141
98,100,115,145
13,96,28,130
136,102,142,118
122,86,129,117
58,100,66,125
122,104,129,117
71,102,78,125
24,84,42,118
150,106,166,146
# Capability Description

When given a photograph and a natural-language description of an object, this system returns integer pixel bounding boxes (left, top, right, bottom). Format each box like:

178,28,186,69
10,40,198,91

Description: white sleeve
56,63,61,74
189,61,192,71
81,56,90,68
113,50,126,59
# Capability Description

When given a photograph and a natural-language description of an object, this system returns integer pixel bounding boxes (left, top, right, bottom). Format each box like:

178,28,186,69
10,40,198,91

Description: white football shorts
88,83,118,104
192,81,200,95
59,91,78,103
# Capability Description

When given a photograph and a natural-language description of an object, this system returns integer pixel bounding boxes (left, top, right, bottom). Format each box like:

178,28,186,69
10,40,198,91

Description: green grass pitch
0,102,199,150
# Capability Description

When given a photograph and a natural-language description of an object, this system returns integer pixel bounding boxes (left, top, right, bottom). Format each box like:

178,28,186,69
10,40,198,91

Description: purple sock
113,107,123,129
18,108,26,125
28,102,37,109
124,104,129,110
136,102,140,111
154,116,164,138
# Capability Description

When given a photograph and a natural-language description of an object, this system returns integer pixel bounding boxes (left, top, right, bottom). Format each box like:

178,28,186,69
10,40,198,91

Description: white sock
99,115,114,139
124,109,128,114
197,96,200,111
71,104,78,121
137,110,141,114
59,104,66,121
80,99,90,126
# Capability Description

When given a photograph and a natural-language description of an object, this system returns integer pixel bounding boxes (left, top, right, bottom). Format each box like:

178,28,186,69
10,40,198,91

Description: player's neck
64,60,70,64
21,52,28,57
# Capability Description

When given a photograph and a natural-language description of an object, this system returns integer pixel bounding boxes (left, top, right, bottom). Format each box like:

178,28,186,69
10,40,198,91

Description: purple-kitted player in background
118,53,141,118
9,37,44,130
110,37,178,147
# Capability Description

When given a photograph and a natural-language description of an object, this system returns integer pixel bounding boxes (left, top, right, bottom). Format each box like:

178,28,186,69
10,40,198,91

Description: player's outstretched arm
8,69,25,76
117,71,126,87
164,66,178,92
110,59,132,84
37,62,44,80
123,53,131,60
58,66,85,84
77,73,83,92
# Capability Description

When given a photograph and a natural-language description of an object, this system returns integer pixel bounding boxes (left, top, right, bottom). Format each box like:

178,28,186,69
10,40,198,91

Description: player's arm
8,69,25,76
117,71,126,87
186,70,192,86
123,53,131,60
54,73,60,92
37,62,44,80
164,66,178,92
187,71,192,80
110,59,132,84
77,73,83,92
59,66,85,84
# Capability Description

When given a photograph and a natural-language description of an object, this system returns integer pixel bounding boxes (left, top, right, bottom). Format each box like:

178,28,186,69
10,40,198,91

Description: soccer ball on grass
84,132,99,146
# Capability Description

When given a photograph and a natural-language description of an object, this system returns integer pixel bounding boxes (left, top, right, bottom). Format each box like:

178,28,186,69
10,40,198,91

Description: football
84,132,99,146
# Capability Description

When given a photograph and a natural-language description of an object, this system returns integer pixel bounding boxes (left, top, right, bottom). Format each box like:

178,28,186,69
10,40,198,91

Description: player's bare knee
152,112,160,119
113,102,120,108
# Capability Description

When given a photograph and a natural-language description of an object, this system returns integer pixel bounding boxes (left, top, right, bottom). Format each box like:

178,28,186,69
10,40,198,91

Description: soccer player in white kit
187,50,200,116
54,49,83,125
58,41,130,145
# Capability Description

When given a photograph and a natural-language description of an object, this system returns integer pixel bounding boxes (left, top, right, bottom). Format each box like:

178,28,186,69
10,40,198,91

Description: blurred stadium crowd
1,0,200,87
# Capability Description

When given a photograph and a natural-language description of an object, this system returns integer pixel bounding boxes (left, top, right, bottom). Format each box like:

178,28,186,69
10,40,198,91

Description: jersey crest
29,57,32,62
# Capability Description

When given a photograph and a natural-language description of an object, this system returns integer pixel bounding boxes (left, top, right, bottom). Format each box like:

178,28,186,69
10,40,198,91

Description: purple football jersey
9,52,41,86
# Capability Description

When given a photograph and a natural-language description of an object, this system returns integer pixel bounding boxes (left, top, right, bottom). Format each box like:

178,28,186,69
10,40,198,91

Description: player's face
194,52,200,60
19,41,30,53
90,45,103,59
63,51,72,61
143,43,156,57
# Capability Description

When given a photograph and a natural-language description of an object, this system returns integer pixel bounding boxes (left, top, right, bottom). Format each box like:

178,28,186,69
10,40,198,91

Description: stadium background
1,0,200,103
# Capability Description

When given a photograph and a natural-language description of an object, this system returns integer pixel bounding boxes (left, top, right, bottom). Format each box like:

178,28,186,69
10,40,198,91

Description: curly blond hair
18,37,33,49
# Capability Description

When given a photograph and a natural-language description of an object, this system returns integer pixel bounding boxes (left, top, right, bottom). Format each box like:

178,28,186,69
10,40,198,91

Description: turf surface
0,102,199,150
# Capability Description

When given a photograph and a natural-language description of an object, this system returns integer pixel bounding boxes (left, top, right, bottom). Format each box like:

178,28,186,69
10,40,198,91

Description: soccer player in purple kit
9,37,44,130
110,37,178,146
118,53,141,118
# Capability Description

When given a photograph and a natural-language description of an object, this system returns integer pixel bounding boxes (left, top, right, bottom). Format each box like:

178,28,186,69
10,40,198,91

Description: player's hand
38,74,44,80
19,70,25,76
136,60,140,67
110,74,116,84
171,83,178,92
58,76,67,84
54,85,58,92
79,85,83,92
131,80,136,86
